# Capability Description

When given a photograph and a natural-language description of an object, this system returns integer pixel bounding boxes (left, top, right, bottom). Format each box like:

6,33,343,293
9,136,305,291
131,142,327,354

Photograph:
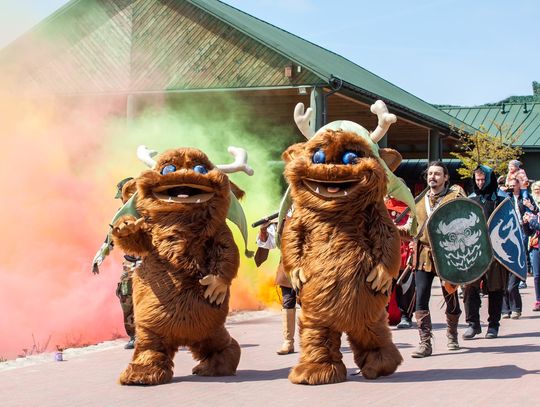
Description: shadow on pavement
171,367,292,383
371,365,540,382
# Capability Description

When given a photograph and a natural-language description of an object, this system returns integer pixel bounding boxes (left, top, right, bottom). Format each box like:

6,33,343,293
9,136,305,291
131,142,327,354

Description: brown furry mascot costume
280,101,414,385
110,146,253,385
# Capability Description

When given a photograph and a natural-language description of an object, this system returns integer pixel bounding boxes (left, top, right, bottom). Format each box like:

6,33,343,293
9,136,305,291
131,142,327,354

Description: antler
294,103,314,140
370,100,397,143
216,146,254,176
137,145,158,169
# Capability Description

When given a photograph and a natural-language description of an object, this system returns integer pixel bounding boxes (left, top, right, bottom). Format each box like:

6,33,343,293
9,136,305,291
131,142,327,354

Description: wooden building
0,0,474,167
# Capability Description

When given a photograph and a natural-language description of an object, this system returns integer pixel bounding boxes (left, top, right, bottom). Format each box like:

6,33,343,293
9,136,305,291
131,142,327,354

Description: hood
472,165,498,196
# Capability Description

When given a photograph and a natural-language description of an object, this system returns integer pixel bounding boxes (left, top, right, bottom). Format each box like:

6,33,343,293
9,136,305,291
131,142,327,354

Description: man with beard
411,161,465,358
462,165,507,339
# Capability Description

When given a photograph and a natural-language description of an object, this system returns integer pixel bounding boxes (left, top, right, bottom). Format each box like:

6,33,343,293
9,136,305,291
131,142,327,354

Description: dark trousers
415,269,461,315
530,248,540,303
281,286,297,309
463,285,504,329
502,273,522,314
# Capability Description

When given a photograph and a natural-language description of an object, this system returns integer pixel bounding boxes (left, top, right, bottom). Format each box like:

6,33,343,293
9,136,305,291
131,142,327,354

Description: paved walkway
1,279,539,407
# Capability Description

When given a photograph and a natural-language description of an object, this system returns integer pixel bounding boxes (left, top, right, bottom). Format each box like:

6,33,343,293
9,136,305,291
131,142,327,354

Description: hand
290,267,307,292
523,212,532,223
199,275,228,305
112,216,147,238
366,264,393,294
523,198,533,210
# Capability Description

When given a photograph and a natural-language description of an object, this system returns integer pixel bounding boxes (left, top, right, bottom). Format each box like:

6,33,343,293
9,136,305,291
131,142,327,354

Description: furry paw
112,216,147,238
119,362,173,386
290,267,307,292
355,345,402,380
366,264,393,294
289,361,347,385
199,275,228,305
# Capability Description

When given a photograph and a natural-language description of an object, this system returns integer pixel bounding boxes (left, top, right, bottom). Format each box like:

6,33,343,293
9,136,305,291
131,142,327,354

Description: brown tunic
415,185,466,273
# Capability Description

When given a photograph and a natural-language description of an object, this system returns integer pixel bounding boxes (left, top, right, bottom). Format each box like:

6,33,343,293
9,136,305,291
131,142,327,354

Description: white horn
137,145,158,169
216,146,254,176
294,103,315,140
370,100,397,143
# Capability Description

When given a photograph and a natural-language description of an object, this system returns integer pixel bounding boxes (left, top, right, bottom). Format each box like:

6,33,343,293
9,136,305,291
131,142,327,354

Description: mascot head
134,146,253,232
283,100,404,213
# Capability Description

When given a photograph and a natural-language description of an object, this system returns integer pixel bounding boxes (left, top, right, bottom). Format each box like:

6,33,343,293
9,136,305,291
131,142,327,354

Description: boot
124,336,135,350
411,310,432,358
277,308,295,355
446,313,461,350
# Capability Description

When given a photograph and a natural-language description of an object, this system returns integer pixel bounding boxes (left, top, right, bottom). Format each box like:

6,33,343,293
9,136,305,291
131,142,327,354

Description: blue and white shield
488,198,527,281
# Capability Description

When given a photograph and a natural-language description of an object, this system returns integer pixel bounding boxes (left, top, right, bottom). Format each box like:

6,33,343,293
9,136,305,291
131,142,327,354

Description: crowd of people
111,158,539,358
255,158,540,358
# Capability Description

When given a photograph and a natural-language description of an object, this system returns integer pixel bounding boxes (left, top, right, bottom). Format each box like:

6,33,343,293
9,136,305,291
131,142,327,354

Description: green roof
1,0,471,132
187,0,471,131
440,103,540,149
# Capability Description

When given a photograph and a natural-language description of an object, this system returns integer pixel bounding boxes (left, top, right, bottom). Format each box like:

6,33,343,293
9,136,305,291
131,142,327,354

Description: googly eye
342,151,359,165
312,149,326,164
193,164,208,174
161,164,176,175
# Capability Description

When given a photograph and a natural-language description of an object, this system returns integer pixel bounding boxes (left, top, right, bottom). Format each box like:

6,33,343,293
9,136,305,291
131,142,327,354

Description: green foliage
450,124,523,179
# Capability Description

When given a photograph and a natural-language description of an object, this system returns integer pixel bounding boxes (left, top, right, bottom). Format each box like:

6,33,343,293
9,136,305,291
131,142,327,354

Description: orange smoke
0,68,282,361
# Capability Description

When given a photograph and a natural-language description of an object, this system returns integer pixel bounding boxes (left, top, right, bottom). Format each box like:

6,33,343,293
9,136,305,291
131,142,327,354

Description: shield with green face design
427,198,492,285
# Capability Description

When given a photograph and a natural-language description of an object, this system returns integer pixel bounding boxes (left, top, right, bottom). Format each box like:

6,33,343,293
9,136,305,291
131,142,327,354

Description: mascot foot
192,338,241,376
355,345,402,380
119,362,173,386
288,361,347,385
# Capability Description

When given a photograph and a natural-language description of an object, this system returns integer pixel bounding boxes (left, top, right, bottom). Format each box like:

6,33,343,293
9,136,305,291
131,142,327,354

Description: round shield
427,198,493,285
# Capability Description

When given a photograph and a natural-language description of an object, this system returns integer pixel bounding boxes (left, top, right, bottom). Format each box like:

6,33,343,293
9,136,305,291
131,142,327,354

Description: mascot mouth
152,184,215,204
303,178,360,198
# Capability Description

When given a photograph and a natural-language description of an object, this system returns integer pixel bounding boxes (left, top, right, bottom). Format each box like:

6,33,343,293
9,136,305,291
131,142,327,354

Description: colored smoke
0,69,291,361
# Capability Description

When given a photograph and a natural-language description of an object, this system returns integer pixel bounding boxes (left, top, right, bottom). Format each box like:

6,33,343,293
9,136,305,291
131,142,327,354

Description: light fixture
298,86,307,95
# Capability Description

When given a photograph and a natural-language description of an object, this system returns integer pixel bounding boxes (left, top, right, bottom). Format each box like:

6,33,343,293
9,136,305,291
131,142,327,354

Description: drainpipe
322,76,343,126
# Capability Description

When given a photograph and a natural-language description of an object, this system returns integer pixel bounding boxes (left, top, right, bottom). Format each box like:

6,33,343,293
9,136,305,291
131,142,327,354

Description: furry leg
119,327,176,386
191,325,241,376
288,318,346,385
347,312,403,380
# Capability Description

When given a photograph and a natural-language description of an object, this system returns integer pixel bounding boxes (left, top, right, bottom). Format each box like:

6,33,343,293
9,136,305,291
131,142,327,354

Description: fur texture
111,148,241,385
281,130,403,384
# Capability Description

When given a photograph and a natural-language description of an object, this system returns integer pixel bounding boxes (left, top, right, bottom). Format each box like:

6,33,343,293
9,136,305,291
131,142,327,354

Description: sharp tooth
315,186,320,193
344,190,348,196
168,197,173,202
196,198,201,203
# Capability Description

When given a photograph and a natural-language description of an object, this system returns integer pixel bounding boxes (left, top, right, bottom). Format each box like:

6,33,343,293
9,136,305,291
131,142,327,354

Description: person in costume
109,145,253,385
279,100,412,384
255,213,298,355
462,165,507,339
411,161,465,358
114,177,140,350
384,195,415,329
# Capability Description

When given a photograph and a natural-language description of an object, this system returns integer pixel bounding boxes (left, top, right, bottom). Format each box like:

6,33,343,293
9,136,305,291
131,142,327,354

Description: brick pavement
1,278,539,407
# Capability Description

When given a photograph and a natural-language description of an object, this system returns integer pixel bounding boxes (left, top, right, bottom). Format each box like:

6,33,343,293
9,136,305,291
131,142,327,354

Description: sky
0,0,538,106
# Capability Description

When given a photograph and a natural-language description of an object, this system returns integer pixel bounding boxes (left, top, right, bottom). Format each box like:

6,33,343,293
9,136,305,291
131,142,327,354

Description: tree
450,123,523,179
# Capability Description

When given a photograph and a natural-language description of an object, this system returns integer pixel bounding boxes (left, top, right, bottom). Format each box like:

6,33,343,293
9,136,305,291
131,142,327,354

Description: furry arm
365,201,402,293
111,215,153,257
281,216,307,292
200,224,240,304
